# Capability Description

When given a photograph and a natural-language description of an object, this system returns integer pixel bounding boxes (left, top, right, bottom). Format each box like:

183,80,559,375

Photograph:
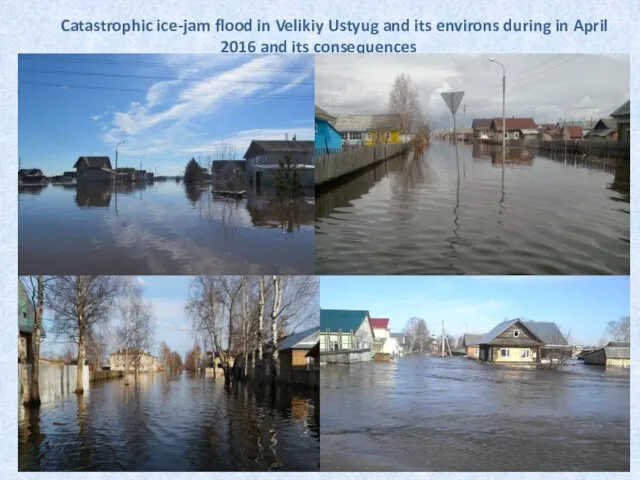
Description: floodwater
316,142,630,274
321,356,630,472
19,182,315,274
19,373,319,472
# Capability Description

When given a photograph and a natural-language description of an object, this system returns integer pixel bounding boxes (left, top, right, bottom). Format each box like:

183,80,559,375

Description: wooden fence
315,143,410,186
530,139,630,159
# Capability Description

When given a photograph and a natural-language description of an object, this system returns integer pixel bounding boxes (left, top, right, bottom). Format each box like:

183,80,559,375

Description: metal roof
320,309,369,333
243,140,314,159
463,333,483,346
315,105,336,122
332,114,402,132
476,319,548,345
74,156,113,169
610,100,630,118
277,326,319,351
472,119,492,129
524,321,568,345
584,341,630,360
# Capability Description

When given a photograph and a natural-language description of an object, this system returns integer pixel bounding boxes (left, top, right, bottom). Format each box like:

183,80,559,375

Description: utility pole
114,139,127,185
489,58,506,161
442,320,445,357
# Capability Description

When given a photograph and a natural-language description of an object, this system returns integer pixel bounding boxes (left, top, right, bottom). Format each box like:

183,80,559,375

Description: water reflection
316,141,629,274
321,357,629,471
19,184,48,196
19,373,319,471
19,181,314,274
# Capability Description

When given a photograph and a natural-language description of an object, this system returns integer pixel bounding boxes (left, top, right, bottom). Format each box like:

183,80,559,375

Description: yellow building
332,114,402,146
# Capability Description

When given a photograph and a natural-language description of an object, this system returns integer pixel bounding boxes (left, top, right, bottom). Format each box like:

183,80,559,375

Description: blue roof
320,309,369,333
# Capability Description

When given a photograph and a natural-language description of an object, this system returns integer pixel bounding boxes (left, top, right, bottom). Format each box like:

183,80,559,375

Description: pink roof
369,317,390,329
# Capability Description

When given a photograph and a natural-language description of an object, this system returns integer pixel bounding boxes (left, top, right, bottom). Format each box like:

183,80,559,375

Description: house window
504,132,508,139
330,341,339,351
386,132,391,141
500,349,509,358
520,349,530,358
513,329,521,338
514,132,519,139
366,132,371,140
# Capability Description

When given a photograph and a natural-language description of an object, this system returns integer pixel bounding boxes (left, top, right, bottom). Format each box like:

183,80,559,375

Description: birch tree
49,276,121,394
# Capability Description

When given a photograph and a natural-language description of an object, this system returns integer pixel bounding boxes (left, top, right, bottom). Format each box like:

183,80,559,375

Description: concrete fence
90,370,124,382
320,349,372,364
19,362,90,404
315,143,410,186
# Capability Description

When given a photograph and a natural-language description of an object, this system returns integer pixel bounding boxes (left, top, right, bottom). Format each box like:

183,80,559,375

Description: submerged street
316,142,629,275
320,356,630,471
19,373,320,472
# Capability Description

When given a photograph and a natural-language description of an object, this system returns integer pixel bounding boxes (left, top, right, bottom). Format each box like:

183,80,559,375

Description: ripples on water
19,373,319,471
316,142,630,274
320,356,629,471
19,182,315,275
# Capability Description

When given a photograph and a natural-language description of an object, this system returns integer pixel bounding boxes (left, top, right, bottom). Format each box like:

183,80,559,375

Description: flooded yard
19,182,314,274
19,373,319,471
320,356,629,471
316,142,629,274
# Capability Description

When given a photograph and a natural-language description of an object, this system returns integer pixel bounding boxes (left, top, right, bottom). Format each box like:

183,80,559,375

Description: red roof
565,125,583,138
369,318,390,329
492,118,537,131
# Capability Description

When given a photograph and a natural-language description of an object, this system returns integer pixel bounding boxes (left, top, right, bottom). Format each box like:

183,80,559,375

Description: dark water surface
19,182,314,274
321,356,629,471
316,142,629,274
19,373,319,471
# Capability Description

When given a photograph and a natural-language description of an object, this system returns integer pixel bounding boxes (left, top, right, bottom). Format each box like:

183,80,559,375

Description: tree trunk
76,332,86,394
270,276,282,381
19,339,30,405
29,275,44,406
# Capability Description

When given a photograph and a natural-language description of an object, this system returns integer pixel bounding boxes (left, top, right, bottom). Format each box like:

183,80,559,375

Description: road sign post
441,91,465,142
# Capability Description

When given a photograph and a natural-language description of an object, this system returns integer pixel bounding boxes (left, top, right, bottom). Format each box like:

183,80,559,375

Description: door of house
255,171,262,193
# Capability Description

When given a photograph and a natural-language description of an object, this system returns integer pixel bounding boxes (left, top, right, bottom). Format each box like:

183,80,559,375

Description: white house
109,349,157,373
320,309,374,363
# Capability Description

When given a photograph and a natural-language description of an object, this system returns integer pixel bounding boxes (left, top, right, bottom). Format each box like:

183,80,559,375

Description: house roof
306,342,320,357
472,119,492,129
475,319,544,345
584,341,630,360
243,140,314,159
315,105,336,122
332,114,402,132
277,326,319,351
320,309,369,333
564,125,584,138
524,321,568,345
610,100,630,118
463,333,483,346
492,118,537,131
556,120,596,130
19,168,44,176
594,118,617,130
455,127,474,135
537,123,556,131
369,317,390,329
74,156,113,169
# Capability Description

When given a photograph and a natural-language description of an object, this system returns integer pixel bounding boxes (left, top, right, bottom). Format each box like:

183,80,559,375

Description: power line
20,67,313,87
21,54,312,74
19,80,312,99
511,55,584,89
510,54,566,80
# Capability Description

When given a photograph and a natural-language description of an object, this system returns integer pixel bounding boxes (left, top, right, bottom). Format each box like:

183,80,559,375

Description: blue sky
320,276,630,345
19,54,314,176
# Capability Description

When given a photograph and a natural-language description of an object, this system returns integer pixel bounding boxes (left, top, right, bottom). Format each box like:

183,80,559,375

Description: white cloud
315,54,629,128
136,277,145,285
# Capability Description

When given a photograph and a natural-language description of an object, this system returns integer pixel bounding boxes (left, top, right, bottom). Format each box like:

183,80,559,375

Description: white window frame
520,349,530,359
514,329,521,338
500,348,509,358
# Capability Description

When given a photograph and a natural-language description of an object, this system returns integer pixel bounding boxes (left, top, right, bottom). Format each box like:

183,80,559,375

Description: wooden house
559,125,584,141
610,101,630,143
471,119,492,140
277,326,319,384
583,341,629,368
585,118,618,141
332,114,402,146
462,334,482,359
320,309,373,363
490,118,539,143
74,156,114,183
306,341,320,369
18,168,48,184
315,105,343,153
243,139,314,189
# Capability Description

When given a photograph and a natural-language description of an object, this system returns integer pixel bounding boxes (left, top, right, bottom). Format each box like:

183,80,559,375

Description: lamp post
489,58,506,160
114,139,127,184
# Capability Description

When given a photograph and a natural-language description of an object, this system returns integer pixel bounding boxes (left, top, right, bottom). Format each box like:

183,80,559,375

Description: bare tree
538,328,573,369
606,316,630,343
403,317,430,354
389,73,427,136
116,278,155,384
48,276,121,394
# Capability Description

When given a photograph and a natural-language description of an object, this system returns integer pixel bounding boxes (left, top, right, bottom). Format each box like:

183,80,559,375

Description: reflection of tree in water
19,406,46,471
185,184,205,204
113,379,152,469
246,194,314,232
390,151,428,200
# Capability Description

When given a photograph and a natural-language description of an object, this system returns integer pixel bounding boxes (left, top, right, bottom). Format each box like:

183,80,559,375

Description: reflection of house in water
18,184,48,195
75,184,112,207
245,189,314,231
609,158,630,203
490,148,534,166
184,184,206,204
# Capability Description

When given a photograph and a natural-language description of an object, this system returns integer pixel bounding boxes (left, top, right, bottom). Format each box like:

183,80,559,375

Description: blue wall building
315,105,343,152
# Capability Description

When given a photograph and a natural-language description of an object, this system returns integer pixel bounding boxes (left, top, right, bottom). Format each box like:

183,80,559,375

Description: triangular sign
441,91,465,115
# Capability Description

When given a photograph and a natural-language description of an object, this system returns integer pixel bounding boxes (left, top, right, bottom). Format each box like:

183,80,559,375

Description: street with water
19,373,319,472
320,356,629,472
316,142,629,274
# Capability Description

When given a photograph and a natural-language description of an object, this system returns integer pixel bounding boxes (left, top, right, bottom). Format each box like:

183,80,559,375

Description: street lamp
489,58,506,159
114,139,127,184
